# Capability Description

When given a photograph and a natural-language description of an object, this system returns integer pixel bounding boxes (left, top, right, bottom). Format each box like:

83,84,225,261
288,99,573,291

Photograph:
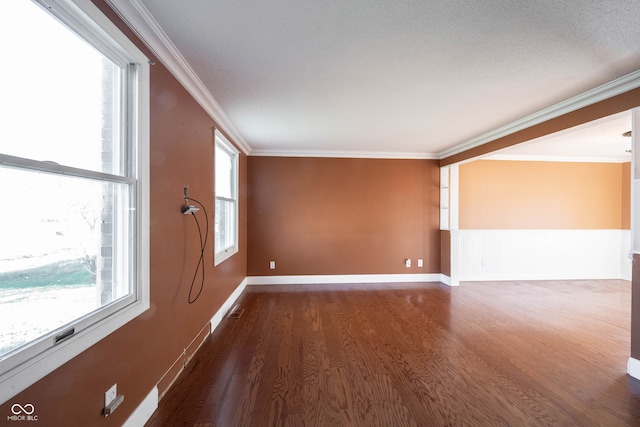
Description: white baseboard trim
123,386,158,427
628,357,640,380
210,277,248,332
440,274,459,287
247,273,447,286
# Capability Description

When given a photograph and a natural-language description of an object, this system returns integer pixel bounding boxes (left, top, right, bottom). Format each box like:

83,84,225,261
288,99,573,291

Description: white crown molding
439,69,640,160
248,149,439,160
484,154,631,163
105,0,251,155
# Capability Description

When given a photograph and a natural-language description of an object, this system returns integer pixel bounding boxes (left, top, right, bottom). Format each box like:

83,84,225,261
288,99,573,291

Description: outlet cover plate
105,384,117,408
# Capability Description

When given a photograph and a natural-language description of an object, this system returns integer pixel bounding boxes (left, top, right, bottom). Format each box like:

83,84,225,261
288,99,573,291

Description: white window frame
214,131,239,266
0,0,149,405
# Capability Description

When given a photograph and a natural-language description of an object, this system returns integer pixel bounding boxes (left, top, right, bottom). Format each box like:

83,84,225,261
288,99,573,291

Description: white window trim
214,131,239,266
0,0,149,405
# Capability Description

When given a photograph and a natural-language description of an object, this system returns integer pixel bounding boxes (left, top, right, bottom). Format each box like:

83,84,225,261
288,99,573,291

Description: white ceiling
485,111,632,162
126,0,640,159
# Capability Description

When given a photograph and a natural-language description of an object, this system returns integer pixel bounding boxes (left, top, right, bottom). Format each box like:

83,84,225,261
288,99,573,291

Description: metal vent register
227,304,245,319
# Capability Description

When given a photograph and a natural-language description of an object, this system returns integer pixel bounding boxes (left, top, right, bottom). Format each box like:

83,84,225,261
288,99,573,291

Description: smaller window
214,131,239,265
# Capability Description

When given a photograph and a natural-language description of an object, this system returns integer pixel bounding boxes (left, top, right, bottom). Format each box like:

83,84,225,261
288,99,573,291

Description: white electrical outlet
405,259,411,268
105,384,117,408
418,259,423,268
269,261,276,269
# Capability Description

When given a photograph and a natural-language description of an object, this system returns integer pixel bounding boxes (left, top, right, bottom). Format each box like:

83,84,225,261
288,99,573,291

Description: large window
214,131,239,265
0,0,149,404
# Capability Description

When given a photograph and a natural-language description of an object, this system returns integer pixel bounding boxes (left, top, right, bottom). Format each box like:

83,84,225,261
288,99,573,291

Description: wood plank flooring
145,280,640,426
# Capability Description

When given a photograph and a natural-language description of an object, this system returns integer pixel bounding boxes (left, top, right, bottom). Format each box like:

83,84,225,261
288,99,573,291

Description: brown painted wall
247,157,441,275
0,2,247,426
459,160,630,230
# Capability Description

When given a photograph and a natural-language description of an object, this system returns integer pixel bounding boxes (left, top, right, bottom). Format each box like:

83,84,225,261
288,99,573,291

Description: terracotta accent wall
248,157,441,275
0,2,247,425
459,160,630,230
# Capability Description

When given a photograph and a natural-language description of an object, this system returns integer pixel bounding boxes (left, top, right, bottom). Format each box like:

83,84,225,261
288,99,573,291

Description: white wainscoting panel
456,229,631,281
621,230,632,281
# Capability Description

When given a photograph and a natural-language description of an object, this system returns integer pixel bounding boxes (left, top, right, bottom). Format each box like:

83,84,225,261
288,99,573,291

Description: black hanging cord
184,196,209,304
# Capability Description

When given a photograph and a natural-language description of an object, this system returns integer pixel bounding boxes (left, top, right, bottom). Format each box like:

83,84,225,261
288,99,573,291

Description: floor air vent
227,304,245,319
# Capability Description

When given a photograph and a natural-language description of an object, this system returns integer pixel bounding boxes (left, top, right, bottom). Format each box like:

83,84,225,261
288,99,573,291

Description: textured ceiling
137,0,640,158
486,111,632,162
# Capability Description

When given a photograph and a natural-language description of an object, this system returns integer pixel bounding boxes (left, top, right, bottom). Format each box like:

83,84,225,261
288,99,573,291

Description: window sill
214,246,238,266
0,297,149,404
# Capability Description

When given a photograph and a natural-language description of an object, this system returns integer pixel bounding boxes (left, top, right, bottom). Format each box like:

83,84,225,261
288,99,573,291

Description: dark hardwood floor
145,280,640,426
